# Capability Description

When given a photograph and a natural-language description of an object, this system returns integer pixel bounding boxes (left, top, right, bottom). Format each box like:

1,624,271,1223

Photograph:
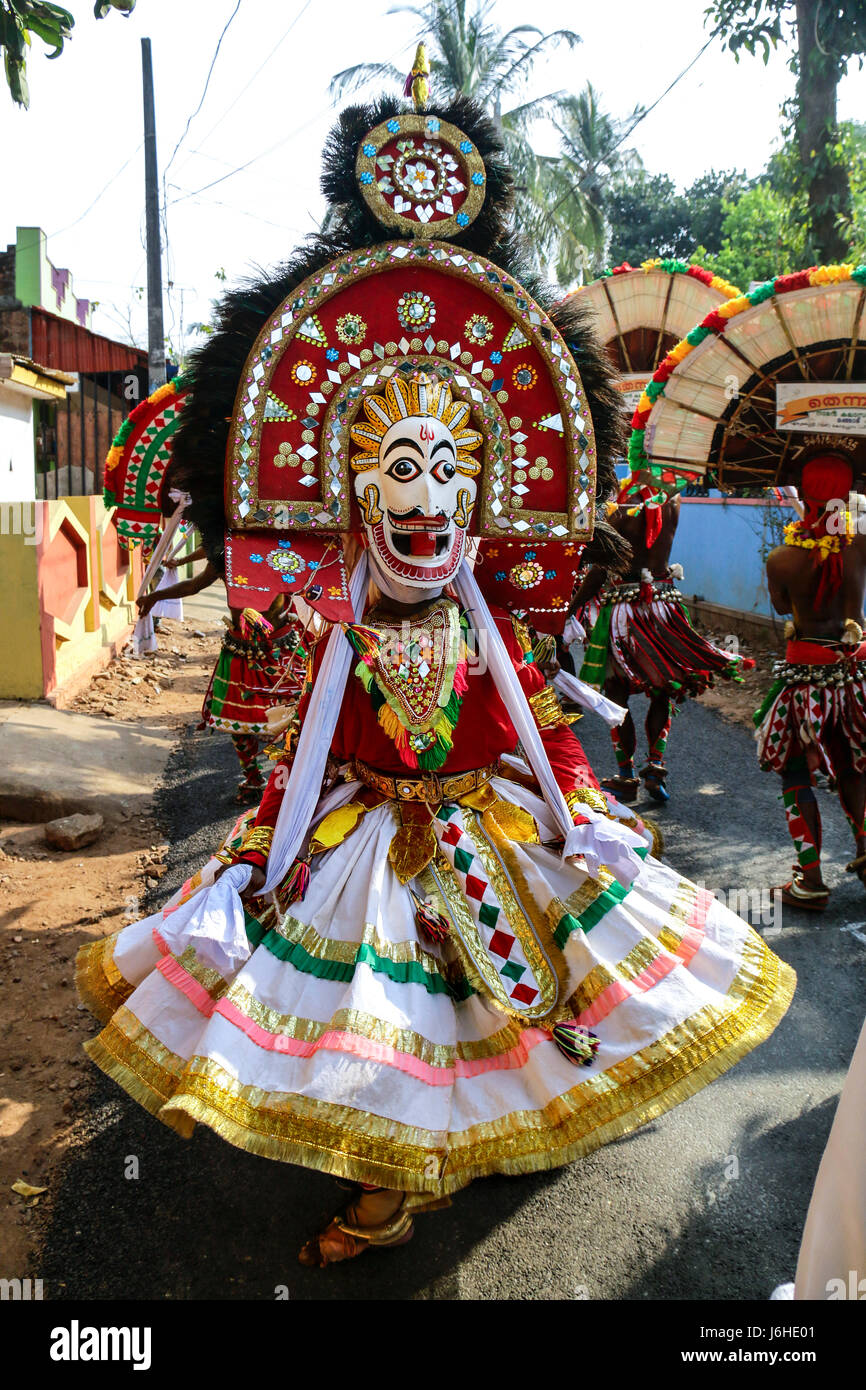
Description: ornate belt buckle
421,771,442,805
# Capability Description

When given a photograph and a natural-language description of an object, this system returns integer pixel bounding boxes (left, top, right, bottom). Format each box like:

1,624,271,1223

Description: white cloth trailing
453,560,643,885
262,550,370,893
553,669,627,728
158,861,253,975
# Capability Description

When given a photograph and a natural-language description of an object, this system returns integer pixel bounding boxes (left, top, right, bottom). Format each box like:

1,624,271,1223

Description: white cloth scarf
262,549,370,892
158,861,253,975
553,668,627,728
453,561,643,885
149,547,645,968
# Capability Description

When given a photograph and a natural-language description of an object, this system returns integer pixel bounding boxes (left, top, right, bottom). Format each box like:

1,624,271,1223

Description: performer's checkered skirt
756,665,866,776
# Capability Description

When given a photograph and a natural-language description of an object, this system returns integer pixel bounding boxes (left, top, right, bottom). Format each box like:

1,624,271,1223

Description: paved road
40,695,865,1302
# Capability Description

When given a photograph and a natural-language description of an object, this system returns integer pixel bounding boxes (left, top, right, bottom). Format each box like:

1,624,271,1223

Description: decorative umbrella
561,259,741,419
104,374,189,546
625,263,866,502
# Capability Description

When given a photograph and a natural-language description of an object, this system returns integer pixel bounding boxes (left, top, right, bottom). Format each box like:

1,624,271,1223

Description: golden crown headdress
349,373,483,475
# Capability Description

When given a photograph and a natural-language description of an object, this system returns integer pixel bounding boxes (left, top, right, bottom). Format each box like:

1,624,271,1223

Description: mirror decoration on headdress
226,242,597,545
355,112,487,240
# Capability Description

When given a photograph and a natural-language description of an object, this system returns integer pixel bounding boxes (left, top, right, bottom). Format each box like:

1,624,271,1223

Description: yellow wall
0,498,141,702
0,512,42,698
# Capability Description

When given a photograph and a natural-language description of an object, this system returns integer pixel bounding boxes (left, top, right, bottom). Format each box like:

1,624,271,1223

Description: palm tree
531,84,645,285
330,0,582,256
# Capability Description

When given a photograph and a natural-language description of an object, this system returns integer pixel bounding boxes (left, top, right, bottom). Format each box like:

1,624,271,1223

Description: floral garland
783,521,848,558
103,373,190,510
624,262,866,505
602,256,740,301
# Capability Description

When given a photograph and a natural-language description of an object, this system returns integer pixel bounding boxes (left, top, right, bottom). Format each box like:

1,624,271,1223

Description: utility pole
141,38,165,395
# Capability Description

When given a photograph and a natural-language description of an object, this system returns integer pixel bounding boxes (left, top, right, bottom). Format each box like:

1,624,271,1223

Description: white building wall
0,385,37,503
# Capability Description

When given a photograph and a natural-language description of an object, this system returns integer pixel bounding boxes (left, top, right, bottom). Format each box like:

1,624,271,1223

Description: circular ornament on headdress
103,375,188,547
225,241,597,543
474,538,585,633
355,113,487,238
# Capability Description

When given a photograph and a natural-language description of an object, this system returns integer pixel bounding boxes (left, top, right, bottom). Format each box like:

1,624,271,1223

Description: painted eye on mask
431,457,456,484
385,457,421,482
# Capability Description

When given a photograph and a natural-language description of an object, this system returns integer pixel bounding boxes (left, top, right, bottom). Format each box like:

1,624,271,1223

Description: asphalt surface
39,696,865,1302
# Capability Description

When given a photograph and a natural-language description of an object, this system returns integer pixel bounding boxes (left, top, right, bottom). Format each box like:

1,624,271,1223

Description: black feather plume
167,94,623,571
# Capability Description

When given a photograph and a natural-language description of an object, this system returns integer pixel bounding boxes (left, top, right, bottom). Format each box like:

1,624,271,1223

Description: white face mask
354,413,477,593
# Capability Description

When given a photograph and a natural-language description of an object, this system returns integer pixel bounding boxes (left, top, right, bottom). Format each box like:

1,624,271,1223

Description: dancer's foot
776,869,830,911
298,1188,412,1267
641,762,669,802
845,849,866,890
600,774,639,803
234,777,264,805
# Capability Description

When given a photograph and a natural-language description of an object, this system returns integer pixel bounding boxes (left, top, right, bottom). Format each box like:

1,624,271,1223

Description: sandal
640,762,669,803
234,778,264,805
777,871,830,912
599,774,639,803
298,1194,414,1268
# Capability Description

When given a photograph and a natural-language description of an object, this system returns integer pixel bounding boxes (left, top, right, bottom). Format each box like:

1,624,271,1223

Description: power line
160,2,245,371
547,35,716,221
162,0,245,182
24,143,143,245
173,0,315,176
167,18,426,206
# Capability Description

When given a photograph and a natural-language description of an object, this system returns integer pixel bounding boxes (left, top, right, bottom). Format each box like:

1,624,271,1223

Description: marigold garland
623,262,866,505
783,521,848,558
601,256,741,302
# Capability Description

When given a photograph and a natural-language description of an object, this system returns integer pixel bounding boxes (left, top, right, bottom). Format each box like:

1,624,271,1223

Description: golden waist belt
352,758,499,805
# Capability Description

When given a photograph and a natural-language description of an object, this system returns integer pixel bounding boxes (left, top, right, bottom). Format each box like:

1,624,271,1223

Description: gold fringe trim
75,934,135,1025
222,986,530,1067
81,934,796,1194
528,685,571,731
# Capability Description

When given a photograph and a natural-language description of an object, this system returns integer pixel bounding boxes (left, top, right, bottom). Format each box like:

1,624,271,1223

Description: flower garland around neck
783,518,853,559
343,598,470,771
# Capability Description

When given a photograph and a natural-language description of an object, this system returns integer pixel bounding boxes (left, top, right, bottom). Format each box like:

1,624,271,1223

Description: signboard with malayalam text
776,383,866,436
615,373,652,419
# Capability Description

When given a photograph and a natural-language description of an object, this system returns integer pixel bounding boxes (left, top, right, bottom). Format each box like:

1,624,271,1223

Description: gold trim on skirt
82,933,795,1195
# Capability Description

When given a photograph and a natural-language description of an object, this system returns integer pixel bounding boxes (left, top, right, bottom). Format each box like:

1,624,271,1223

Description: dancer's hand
241,865,267,900
212,861,267,899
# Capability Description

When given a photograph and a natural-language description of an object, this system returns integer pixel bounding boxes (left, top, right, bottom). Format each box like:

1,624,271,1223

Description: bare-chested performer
570,495,751,802
755,452,866,910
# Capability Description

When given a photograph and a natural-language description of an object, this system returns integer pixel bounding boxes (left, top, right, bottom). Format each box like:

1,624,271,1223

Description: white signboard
776,382,866,435
615,373,651,417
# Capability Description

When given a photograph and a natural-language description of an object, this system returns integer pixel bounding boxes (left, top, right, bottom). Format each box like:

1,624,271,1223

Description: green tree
330,0,582,259
685,168,750,252
698,181,809,286
838,121,866,263
529,83,644,282
705,0,866,261
603,169,693,266
1,0,134,108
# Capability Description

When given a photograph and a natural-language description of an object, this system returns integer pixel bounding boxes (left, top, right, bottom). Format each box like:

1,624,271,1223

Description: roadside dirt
0,613,222,1278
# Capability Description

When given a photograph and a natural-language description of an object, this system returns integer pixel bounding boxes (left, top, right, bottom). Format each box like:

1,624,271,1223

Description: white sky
2,0,861,357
